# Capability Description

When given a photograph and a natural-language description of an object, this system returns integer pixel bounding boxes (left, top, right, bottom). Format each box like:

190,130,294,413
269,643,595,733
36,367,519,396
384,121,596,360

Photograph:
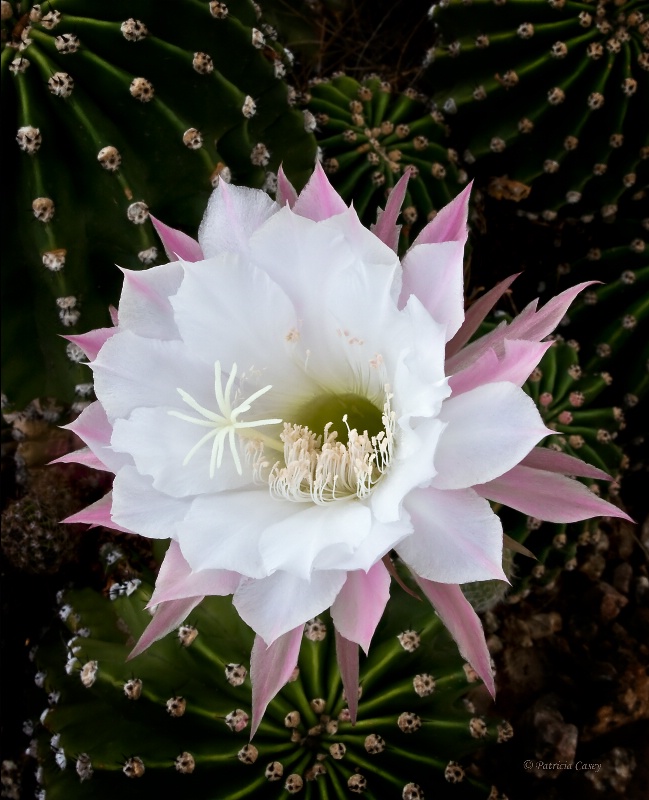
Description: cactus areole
1,0,316,406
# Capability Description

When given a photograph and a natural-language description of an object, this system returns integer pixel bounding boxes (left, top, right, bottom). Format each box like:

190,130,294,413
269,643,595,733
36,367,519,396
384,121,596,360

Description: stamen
269,385,395,503
169,361,282,476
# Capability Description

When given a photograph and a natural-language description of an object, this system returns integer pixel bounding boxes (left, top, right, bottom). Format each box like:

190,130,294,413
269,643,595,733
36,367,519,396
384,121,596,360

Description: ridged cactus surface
1,0,317,408
461,333,627,610
509,337,625,598
421,0,648,222
307,73,467,249
555,218,649,407
32,547,511,799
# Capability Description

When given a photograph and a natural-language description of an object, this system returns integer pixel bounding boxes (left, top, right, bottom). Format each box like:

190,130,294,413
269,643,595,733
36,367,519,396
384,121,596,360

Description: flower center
294,393,385,446
268,387,395,504
170,364,395,501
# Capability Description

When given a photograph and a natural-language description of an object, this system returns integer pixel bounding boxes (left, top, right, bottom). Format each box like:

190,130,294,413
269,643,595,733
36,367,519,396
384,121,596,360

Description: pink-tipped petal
118,264,184,340
65,400,110,444
292,161,348,221
233,569,347,646
446,281,597,375
108,305,119,326
63,328,115,361
148,541,241,606
330,562,391,654
399,486,506,584
335,630,360,724
415,577,495,697
150,215,204,262
371,168,412,252
128,596,204,660
399,240,466,339
507,281,597,343
412,181,472,246
276,165,298,208
431,382,552,490
198,179,278,258
475,465,633,523
446,273,519,358
62,491,133,532
449,339,553,395
63,401,130,473
250,626,303,737
520,447,612,480
50,447,109,471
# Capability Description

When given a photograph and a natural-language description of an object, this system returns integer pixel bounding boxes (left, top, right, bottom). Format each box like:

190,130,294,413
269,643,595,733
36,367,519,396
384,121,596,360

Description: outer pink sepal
475,465,633,523
292,161,347,221
250,626,303,737
446,273,520,359
128,596,204,660
520,447,611,480
50,447,109,471
330,562,391,654
147,541,241,606
63,329,115,361
62,491,133,532
414,577,495,697
446,281,597,374
150,215,204,262
276,165,298,208
412,181,472,246
449,339,553,395
371,168,412,252
335,630,360,724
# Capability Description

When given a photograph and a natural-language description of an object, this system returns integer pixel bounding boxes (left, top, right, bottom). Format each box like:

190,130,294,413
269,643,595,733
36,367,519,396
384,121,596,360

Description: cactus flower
58,164,631,734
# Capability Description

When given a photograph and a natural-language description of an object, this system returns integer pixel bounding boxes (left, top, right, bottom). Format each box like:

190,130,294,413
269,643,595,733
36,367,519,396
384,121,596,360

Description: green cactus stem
459,329,627,609
420,0,648,223
513,337,625,598
554,217,648,409
30,545,511,799
2,0,317,408
306,73,467,250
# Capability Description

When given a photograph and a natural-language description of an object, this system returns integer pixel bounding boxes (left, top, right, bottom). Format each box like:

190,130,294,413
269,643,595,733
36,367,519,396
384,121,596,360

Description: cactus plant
420,0,648,222
554,216,649,409
459,325,628,609
306,73,468,249
30,544,511,799
506,336,626,599
1,0,317,408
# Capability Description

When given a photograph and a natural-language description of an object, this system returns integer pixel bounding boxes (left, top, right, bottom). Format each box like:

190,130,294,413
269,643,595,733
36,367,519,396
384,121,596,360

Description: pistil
169,362,282,476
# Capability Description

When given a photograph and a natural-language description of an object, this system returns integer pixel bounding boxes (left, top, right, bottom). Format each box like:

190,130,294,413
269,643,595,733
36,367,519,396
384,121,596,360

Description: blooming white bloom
59,164,630,732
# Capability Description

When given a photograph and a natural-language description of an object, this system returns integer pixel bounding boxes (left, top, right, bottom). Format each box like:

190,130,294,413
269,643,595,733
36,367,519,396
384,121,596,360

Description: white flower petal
249,207,398,352
64,401,132,473
92,331,213,423
112,407,249,498
198,181,279,258
118,263,183,340
233,569,347,645
371,417,446,522
398,486,506,583
258,501,372,579
111,466,189,538
399,240,466,340
312,516,412,573
330,562,391,653
430,382,551,490
170,255,313,411
176,490,303,578
390,295,450,421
